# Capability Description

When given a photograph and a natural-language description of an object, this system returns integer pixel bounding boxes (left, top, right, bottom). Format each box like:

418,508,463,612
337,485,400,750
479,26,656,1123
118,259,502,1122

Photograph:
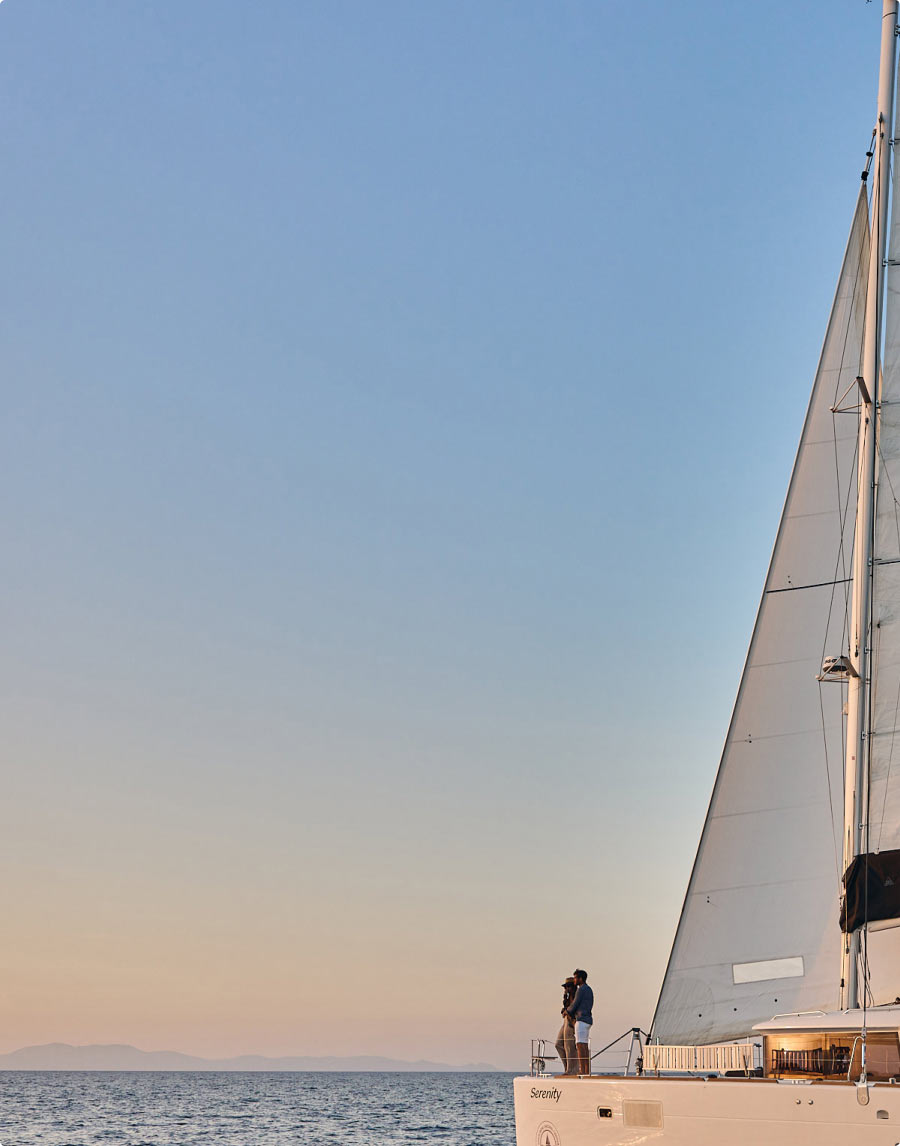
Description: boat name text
530,1087,561,1102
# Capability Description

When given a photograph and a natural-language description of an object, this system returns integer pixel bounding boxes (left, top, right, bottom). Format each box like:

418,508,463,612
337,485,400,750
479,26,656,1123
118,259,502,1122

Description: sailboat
514,2,900,1143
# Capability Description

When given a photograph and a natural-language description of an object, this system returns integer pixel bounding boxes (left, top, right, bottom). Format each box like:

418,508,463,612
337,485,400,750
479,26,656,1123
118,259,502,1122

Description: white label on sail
732,957,804,984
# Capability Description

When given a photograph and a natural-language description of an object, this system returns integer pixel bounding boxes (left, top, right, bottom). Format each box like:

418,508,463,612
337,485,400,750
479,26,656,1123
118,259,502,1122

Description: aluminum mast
841,0,899,1011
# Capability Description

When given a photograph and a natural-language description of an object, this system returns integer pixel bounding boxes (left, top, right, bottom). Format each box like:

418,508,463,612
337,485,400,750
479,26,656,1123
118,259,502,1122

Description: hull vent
623,1100,663,1129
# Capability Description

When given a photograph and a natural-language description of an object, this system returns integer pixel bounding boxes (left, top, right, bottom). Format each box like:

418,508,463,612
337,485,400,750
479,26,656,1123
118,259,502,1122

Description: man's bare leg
576,1042,590,1075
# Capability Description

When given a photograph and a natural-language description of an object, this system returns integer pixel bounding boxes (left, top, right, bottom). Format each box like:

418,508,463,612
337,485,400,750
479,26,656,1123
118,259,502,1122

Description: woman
554,976,577,1075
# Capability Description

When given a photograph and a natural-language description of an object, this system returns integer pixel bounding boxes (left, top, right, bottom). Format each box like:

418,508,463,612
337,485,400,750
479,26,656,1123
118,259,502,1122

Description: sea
0,1071,518,1145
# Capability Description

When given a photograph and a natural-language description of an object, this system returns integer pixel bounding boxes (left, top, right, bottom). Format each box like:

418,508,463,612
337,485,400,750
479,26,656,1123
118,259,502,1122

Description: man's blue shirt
567,984,593,1024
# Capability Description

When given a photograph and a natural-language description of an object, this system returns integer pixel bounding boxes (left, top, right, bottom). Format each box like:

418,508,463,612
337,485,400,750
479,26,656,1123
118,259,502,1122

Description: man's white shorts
575,1021,591,1044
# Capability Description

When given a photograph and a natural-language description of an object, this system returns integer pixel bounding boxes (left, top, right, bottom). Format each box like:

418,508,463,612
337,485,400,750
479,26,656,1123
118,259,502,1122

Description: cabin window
764,1032,900,1081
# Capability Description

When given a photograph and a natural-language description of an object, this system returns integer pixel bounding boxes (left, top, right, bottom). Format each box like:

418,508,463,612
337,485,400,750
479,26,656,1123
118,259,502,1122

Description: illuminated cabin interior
756,1014,900,1082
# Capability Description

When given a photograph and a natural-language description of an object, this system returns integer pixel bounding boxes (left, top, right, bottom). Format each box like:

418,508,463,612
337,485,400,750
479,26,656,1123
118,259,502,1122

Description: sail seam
729,729,830,742
748,656,835,667
782,509,853,521
766,579,851,594
689,874,835,896
803,434,861,445
708,803,831,821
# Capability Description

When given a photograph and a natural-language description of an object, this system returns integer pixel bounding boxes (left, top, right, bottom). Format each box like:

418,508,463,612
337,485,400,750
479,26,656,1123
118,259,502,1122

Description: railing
643,1042,762,1074
530,1028,649,1077
530,1038,559,1076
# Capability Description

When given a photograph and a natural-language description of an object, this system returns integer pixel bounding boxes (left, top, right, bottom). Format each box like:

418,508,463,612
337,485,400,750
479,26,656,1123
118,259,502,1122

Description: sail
866,165,900,882
652,189,870,1045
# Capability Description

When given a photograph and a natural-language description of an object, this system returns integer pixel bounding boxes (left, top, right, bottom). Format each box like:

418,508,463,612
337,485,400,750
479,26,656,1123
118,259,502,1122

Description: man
566,968,593,1075
555,976,576,1075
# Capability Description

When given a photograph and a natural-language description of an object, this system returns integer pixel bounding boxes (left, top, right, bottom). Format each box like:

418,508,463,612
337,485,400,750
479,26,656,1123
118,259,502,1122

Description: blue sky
0,0,884,1067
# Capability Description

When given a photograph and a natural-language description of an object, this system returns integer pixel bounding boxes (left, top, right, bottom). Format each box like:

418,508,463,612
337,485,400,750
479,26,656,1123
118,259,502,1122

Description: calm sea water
0,1072,517,1146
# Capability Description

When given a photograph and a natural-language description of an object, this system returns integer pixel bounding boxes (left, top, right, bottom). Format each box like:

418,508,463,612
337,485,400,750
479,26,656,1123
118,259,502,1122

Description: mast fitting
818,655,858,682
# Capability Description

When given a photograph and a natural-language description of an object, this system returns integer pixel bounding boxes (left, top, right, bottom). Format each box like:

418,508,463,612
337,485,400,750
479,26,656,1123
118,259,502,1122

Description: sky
0,0,888,1070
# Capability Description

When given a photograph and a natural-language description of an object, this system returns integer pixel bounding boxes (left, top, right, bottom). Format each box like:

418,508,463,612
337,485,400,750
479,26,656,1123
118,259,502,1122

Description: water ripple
0,1071,516,1146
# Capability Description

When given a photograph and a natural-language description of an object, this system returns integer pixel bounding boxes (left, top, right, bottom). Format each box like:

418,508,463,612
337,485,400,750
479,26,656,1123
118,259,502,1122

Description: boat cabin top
754,1006,900,1034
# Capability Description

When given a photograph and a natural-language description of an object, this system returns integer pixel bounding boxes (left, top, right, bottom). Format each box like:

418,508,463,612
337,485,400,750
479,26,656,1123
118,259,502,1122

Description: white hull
514,1074,900,1145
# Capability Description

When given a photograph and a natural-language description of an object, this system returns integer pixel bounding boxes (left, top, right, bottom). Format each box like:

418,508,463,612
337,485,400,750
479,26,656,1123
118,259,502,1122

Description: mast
841,0,899,1011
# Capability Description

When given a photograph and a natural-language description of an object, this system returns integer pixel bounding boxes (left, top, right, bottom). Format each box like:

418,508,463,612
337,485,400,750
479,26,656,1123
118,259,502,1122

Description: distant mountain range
0,1043,499,1072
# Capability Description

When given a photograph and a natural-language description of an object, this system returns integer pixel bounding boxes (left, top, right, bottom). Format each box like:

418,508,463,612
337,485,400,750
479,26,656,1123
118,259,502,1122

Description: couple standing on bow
555,968,593,1075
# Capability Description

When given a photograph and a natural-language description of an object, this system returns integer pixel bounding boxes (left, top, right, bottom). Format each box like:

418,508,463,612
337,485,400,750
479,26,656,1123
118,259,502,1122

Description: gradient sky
0,0,886,1069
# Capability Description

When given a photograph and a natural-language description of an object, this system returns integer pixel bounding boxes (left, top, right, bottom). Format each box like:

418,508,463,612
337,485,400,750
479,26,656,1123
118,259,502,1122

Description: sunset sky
0,0,883,1069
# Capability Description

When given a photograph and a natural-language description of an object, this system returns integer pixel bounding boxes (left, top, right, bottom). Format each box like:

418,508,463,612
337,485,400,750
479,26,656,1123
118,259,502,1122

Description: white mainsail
652,189,870,1045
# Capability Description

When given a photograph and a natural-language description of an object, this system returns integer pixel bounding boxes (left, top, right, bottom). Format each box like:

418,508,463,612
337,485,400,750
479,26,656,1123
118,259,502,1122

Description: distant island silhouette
0,1043,499,1072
